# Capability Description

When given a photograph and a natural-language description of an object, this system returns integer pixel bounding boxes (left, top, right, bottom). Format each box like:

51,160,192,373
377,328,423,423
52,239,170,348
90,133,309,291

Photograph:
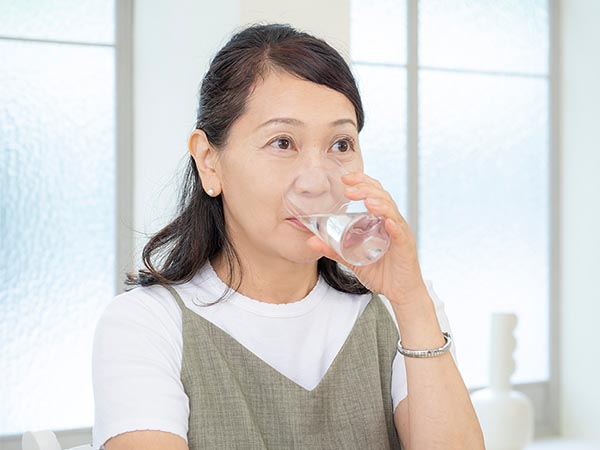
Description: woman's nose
293,168,330,196
292,155,334,196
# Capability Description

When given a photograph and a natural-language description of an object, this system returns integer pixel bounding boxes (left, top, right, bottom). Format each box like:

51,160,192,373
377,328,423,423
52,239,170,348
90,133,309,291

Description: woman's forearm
390,288,485,450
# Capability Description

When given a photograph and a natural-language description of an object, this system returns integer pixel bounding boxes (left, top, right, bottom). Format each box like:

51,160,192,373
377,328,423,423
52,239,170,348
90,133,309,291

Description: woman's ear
189,129,221,196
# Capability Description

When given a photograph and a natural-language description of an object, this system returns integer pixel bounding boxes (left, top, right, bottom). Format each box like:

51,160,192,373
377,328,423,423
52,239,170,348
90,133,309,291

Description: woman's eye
270,137,293,150
332,139,354,153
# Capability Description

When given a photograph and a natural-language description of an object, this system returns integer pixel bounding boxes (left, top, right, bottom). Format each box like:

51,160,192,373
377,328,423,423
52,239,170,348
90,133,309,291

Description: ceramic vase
470,313,534,450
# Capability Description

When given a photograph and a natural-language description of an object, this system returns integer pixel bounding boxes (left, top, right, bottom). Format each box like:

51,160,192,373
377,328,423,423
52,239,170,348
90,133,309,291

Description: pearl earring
207,188,215,196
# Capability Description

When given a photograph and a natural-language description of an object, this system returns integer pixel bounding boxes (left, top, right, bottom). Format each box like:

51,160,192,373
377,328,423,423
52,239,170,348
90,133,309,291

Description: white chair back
21,430,93,450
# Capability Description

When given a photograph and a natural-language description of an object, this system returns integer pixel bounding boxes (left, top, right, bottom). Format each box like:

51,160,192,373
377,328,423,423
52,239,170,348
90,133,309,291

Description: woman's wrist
389,287,447,350
387,282,431,316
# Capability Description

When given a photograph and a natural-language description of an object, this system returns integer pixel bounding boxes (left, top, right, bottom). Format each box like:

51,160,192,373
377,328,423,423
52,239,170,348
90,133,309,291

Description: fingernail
346,186,358,192
367,198,380,205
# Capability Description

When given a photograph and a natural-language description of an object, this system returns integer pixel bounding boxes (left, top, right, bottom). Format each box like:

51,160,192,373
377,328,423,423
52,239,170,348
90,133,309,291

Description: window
0,0,131,440
351,0,556,435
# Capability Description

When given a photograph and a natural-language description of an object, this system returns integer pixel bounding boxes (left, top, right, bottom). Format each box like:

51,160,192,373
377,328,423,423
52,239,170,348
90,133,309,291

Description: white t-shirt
91,262,456,450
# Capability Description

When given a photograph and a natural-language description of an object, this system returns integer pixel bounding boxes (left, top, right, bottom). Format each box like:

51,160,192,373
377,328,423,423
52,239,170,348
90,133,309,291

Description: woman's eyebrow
256,117,357,130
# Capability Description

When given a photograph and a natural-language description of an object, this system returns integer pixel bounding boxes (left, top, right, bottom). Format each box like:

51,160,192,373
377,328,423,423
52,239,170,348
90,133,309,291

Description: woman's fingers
340,171,413,238
364,196,397,218
385,215,413,243
342,171,384,190
344,182,392,203
343,176,410,230
365,197,410,234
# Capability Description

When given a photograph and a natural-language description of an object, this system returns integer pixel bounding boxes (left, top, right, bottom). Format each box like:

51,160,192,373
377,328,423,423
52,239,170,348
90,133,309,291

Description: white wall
132,0,240,268
240,0,350,63
559,0,600,439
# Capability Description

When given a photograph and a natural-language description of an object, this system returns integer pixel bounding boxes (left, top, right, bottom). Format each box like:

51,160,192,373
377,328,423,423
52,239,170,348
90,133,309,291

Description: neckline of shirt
187,260,330,318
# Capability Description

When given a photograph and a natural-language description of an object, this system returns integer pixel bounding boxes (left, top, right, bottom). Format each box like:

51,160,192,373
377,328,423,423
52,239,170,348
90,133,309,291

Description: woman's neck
210,253,319,304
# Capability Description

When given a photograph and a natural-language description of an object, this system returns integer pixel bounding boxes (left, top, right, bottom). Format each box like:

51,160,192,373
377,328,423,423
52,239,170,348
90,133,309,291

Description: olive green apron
162,284,403,450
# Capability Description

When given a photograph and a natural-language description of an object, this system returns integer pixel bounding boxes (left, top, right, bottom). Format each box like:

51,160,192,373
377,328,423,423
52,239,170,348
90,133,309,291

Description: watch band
396,331,452,358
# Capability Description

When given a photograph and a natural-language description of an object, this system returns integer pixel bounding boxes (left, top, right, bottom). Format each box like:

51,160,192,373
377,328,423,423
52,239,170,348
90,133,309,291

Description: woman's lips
286,217,311,232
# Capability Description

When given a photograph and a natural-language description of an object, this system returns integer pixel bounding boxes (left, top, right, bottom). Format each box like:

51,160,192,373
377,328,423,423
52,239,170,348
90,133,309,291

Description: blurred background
1,0,598,449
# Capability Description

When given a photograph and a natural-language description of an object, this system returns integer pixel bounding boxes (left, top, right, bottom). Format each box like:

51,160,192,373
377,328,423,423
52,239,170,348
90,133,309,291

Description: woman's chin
278,243,323,264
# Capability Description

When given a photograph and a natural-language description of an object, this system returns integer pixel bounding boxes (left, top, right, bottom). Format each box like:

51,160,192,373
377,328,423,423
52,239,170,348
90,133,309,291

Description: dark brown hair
125,23,369,304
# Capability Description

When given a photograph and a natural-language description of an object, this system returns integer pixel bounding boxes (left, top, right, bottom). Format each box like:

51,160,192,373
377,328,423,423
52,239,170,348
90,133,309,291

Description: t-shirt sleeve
91,289,189,450
379,280,458,413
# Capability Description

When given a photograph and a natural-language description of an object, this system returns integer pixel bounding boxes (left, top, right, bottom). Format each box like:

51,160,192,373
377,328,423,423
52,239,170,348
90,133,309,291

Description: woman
92,23,484,450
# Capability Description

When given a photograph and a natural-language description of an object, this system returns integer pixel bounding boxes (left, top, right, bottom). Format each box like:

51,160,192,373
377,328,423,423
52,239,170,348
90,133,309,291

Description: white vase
470,313,534,450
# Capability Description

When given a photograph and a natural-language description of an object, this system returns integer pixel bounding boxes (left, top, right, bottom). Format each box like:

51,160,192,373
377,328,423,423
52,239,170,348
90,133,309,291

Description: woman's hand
306,171,428,308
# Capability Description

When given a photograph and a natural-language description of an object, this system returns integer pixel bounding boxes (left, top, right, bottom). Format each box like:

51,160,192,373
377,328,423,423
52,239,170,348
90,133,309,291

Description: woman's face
209,70,363,265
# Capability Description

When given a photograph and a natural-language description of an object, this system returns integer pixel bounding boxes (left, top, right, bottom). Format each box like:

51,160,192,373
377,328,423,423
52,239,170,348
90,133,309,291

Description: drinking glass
283,155,391,266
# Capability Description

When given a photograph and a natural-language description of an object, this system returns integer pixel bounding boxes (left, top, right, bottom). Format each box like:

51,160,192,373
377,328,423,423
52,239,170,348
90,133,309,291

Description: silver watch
396,331,452,358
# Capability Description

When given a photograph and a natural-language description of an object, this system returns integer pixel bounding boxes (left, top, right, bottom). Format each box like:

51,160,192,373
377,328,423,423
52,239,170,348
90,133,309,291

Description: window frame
115,0,134,297
0,1,132,448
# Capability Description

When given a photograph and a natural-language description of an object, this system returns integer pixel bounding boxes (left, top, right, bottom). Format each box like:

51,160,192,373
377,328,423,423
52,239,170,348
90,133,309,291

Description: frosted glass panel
350,0,407,65
0,40,115,434
419,70,549,388
420,0,549,74
0,0,114,44
353,64,407,214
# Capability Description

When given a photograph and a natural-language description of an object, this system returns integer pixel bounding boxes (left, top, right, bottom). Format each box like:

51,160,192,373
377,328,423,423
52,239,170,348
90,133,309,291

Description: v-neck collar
169,282,377,394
